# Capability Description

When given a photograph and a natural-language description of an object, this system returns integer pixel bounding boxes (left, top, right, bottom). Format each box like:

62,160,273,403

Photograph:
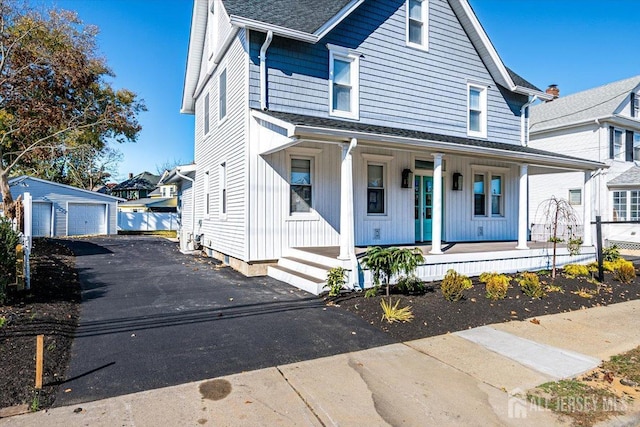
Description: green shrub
517,272,545,298
364,285,380,298
324,267,347,297
613,259,636,284
603,245,621,262
563,264,590,279
396,274,426,294
0,217,20,305
440,269,473,302
480,272,511,300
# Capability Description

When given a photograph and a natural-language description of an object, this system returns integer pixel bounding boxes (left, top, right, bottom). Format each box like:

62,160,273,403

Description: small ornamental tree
362,246,424,298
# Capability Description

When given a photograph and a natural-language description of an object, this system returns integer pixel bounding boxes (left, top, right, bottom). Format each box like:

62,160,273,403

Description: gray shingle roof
260,110,596,164
221,0,354,34
608,166,640,187
112,172,160,191
530,76,640,133
506,67,541,92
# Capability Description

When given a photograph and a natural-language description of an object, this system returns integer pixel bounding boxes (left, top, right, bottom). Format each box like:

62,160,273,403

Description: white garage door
32,202,52,237
68,203,106,236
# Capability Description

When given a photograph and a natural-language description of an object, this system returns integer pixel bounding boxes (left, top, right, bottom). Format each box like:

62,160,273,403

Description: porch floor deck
294,241,560,259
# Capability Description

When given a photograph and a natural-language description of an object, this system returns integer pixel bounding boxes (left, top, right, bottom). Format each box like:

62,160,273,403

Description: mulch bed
0,239,80,413
332,262,640,342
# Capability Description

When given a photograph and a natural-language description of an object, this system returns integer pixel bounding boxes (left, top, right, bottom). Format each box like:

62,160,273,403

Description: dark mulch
333,262,640,342
0,239,80,412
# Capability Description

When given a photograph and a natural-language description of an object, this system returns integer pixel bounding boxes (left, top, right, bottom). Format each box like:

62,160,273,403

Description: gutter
260,31,274,111
520,95,537,146
175,168,196,244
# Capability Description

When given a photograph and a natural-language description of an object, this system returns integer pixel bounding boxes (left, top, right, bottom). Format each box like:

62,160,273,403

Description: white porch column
516,164,529,249
338,138,357,261
583,171,593,246
430,153,443,254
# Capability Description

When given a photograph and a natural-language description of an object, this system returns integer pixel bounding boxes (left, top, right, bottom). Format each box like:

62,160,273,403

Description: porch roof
254,110,606,172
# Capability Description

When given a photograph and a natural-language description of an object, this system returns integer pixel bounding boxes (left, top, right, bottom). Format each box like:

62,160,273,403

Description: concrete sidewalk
2,300,640,426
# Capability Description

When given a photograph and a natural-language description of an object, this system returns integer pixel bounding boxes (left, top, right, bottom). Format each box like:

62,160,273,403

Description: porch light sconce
452,172,463,191
401,169,413,189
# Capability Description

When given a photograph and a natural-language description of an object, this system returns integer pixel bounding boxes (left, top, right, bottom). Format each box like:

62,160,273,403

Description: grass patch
527,379,625,426
603,346,640,384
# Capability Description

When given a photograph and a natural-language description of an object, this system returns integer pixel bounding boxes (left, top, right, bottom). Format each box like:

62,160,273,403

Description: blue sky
45,0,640,182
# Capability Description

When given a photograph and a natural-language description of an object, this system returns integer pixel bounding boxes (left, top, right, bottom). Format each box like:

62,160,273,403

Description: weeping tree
362,246,424,297
0,1,146,217
536,196,581,279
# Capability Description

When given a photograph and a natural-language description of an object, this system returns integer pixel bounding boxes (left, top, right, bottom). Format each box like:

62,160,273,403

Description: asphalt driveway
55,236,395,406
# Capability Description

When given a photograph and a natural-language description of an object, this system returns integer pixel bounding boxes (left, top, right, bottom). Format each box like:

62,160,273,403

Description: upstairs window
328,45,360,120
406,0,428,50
219,69,227,121
204,93,210,135
611,128,624,160
632,92,639,117
219,162,227,216
635,132,640,160
468,84,487,138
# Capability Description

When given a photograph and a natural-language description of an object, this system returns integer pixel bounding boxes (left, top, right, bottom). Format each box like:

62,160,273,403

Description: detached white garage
9,176,123,237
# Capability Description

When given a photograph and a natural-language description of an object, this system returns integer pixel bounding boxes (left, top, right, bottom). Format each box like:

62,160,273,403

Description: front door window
415,176,434,242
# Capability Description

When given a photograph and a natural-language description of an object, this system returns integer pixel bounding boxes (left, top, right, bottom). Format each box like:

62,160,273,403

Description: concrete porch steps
267,265,326,295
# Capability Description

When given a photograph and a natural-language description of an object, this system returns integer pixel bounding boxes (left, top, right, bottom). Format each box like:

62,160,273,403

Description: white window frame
467,83,488,138
634,94,640,117
613,128,624,160
219,68,227,123
286,147,322,220
207,0,216,59
634,132,640,161
219,161,227,219
613,189,640,221
406,0,428,51
568,189,582,206
328,44,360,120
471,165,508,219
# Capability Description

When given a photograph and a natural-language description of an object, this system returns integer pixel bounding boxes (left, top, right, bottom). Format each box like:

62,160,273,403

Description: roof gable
8,176,125,201
530,75,640,133
112,172,161,192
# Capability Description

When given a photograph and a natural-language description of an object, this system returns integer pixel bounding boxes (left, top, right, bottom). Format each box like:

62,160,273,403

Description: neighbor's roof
255,109,605,171
530,75,640,133
181,0,549,113
607,166,640,188
160,164,197,185
111,172,160,192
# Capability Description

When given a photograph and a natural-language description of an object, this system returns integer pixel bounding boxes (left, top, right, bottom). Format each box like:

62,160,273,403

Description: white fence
118,212,179,231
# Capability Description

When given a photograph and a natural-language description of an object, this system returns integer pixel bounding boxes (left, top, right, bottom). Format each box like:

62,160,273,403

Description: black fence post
595,215,604,282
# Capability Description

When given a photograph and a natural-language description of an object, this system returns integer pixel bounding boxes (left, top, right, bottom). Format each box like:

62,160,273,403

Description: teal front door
414,176,433,242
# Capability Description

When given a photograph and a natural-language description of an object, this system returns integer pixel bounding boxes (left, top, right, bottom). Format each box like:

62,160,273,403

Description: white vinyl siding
406,0,428,50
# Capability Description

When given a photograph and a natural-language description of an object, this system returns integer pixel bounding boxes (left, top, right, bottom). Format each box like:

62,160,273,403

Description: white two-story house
529,77,640,250
179,0,603,293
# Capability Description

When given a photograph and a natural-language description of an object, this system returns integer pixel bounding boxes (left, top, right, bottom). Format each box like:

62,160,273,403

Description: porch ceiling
253,110,606,172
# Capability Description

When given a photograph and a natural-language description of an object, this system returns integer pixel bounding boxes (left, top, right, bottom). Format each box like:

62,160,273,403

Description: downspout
260,30,274,111
176,169,196,246
520,95,538,146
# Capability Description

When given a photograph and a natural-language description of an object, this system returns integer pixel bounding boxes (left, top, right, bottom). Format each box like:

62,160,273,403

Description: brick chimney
545,84,560,100
128,172,133,179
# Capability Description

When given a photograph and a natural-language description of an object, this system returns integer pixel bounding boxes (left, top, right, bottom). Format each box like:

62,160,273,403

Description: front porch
267,241,597,295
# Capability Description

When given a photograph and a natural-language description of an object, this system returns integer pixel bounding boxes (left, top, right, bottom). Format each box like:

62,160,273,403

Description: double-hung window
467,84,487,138
204,171,210,217
219,69,227,121
367,164,385,214
613,190,640,220
473,173,486,216
219,162,227,217
490,175,503,216
634,132,640,161
473,169,504,218
290,158,312,214
328,45,360,119
406,0,428,50
204,93,210,135
612,128,624,160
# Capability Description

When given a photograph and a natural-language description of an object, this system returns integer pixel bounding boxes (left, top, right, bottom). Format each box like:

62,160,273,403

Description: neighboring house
179,0,604,293
110,172,160,200
161,164,197,249
529,76,640,250
117,171,178,213
9,176,123,237
96,182,117,195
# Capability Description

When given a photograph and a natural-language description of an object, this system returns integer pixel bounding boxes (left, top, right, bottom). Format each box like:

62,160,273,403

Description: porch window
473,173,485,216
367,164,385,214
613,191,627,221
204,93,210,135
219,69,227,121
406,0,428,50
290,158,312,213
490,175,503,216
328,46,359,119
219,162,227,216
468,84,487,138
568,189,582,205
